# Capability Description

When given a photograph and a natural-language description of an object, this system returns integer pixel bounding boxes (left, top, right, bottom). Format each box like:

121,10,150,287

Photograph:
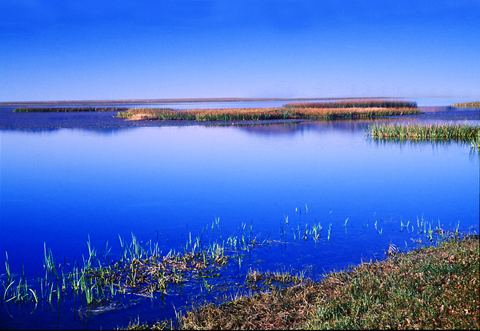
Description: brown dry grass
174,235,479,330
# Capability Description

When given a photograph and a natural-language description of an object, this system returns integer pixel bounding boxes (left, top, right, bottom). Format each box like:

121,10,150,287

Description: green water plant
0,219,271,307
367,123,479,145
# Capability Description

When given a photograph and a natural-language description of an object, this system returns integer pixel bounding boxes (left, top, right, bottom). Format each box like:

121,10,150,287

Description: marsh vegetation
367,123,480,149
2,213,475,329
2,102,478,329
116,100,421,121
169,234,479,330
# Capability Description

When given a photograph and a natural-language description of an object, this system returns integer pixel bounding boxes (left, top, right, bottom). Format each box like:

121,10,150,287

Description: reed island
115,100,421,121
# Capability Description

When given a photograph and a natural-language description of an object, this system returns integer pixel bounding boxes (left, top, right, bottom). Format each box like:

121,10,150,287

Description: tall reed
367,123,479,145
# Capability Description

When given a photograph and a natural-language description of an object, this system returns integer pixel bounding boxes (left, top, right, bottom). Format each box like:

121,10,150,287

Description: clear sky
1,0,479,102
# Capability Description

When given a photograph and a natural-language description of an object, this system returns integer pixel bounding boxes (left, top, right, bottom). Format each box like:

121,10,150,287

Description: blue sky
0,0,479,102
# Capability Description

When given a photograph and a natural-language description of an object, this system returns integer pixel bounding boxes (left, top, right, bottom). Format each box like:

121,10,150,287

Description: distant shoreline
0,97,399,106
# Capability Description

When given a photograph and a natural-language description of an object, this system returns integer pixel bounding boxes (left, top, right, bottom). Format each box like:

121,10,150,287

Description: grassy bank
129,235,479,330
13,107,128,112
367,123,479,148
116,100,421,121
451,102,480,108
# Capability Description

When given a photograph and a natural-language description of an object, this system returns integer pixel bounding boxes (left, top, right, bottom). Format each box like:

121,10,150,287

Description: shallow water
0,99,479,329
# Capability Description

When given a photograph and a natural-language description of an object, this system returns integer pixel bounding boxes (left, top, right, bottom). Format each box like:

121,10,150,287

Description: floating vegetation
13,107,128,112
116,100,421,122
176,234,479,330
367,123,479,148
451,101,480,108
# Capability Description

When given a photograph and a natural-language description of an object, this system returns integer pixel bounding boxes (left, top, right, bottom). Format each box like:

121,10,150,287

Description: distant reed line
451,101,480,108
287,100,417,109
367,123,479,148
13,107,128,112
117,100,421,121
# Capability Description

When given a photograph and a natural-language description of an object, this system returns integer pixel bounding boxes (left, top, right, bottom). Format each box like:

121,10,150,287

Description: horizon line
0,96,421,106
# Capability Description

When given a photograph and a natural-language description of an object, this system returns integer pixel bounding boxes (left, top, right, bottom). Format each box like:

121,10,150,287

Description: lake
0,98,479,329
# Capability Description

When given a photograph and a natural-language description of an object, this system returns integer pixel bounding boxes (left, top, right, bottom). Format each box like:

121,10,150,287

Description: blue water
0,100,479,329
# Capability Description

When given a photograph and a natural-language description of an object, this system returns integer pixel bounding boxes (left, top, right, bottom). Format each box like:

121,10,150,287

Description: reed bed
451,101,480,108
175,234,479,330
367,123,479,147
285,100,418,109
117,104,420,122
13,107,127,112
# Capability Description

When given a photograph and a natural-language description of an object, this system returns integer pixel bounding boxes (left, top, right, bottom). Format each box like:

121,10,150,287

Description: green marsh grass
367,123,479,148
13,107,128,112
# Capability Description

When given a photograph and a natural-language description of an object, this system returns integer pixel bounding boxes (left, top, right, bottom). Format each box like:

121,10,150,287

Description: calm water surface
0,100,479,329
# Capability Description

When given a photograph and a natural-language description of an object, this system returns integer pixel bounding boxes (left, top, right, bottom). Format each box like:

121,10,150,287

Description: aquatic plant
0,213,472,328
0,219,271,307
471,129,480,149
367,123,479,146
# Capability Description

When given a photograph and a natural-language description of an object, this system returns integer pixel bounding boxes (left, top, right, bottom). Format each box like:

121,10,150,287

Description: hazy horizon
1,1,479,102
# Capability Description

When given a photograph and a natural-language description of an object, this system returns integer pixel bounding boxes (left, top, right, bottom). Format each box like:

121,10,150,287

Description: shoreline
125,234,479,330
